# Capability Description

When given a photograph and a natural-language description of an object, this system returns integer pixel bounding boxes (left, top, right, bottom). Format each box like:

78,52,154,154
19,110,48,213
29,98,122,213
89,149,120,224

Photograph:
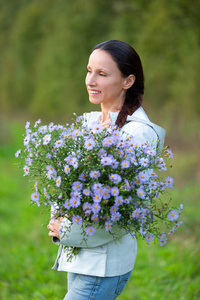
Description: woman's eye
99,73,106,77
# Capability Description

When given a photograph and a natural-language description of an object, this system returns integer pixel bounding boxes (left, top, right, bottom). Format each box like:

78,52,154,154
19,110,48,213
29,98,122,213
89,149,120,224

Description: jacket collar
108,107,149,124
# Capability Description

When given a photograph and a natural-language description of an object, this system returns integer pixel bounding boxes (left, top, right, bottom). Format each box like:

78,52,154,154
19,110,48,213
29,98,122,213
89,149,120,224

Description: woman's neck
100,103,121,127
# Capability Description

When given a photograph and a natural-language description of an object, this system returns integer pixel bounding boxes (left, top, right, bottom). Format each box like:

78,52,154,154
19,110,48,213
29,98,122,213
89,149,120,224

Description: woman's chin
89,98,102,105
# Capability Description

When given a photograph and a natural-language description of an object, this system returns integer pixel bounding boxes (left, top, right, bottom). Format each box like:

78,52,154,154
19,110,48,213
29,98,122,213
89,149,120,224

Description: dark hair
92,40,144,127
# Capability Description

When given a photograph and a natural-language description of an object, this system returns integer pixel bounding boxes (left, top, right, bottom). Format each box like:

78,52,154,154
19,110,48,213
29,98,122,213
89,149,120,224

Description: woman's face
85,49,128,109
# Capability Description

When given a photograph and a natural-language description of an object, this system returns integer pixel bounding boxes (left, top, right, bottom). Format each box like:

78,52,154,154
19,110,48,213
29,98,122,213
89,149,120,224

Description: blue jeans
63,270,133,300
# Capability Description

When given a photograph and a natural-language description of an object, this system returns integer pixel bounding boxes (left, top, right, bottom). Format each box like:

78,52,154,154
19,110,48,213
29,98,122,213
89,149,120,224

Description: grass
0,121,199,300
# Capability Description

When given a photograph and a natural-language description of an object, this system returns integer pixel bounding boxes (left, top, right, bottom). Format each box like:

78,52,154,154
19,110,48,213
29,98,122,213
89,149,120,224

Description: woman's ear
123,74,135,90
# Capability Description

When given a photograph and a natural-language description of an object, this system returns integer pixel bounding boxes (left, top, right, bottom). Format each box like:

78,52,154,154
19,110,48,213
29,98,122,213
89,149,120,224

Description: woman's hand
47,217,63,239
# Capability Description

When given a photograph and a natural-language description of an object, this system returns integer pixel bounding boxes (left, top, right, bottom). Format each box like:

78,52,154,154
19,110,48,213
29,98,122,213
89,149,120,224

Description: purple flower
139,227,147,235
15,149,21,158
25,157,33,166
79,173,87,181
105,220,113,231
46,165,56,173
85,226,96,236
71,157,79,169
158,232,166,239
110,187,119,196
46,170,55,180
110,205,118,214
38,125,48,134
98,148,107,158
90,170,101,179
131,156,138,166
139,157,149,167
69,197,81,208
56,176,61,187
91,214,99,222
43,134,51,145
166,149,173,158
43,188,50,199
92,194,102,203
145,233,155,242
72,129,81,137
102,187,110,200
23,165,29,176
72,181,83,191
64,164,71,174
60,131,68,139
131,208,141,219
83,188,91,196
111,212,121,222
84,137,95,150
24,135,30,146
137,188,146,199
72,215,82,224
112,129,120,138
118,149,124,158
121,160,130,169
114,196,124,206
102,136,114,147
89,121,103,134
48,122,55,132
64,155,73,164
109,174,121,184
101,156,113,166
179,204,183,214
150,172,158,178
145,146,156,156
71,190,82,200
34,119,41,127
168,210,179,221
124,196,132,204
25,121,30,130
91,183,103,192
138,172,149,183
110,159,119,169
149,180,157,190
165,177,173,189
159,238,167,246
91,203,101,214
157,158,167,171
82,202,91,211
84,209,92,216
93,187,104,200
173,221,183,230
159,181,166,191
31,192,40,207
123,179,131,191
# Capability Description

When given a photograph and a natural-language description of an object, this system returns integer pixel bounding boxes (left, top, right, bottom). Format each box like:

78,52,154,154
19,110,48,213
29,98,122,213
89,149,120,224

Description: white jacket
52,107,166,277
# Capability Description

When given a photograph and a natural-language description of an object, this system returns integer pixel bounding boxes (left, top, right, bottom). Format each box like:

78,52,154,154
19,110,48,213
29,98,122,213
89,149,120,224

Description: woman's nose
86,73,96,86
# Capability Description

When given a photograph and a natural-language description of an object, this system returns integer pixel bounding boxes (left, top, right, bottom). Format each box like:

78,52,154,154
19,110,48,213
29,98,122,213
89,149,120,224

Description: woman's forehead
87,49,118,71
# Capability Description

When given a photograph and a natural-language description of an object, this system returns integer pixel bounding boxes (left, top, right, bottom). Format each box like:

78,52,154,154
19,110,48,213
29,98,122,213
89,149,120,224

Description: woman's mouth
88,90,101,95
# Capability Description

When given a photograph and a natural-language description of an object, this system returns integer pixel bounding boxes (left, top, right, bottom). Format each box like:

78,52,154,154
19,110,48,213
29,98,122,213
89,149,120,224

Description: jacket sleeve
59,218,126,248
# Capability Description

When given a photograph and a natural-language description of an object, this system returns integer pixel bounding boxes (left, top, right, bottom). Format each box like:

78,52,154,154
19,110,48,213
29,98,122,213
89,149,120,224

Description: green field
0,122,199,300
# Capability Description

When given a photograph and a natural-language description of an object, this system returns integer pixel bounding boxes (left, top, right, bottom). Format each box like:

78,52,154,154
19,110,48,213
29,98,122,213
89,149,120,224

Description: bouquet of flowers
15,114,183,249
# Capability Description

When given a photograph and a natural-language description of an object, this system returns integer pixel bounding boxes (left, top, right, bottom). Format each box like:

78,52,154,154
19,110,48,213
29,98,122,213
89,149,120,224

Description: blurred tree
0,0,199,141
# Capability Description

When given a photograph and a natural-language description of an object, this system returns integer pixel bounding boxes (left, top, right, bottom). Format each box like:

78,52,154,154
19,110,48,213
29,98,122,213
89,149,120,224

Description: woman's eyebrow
87,65,109,72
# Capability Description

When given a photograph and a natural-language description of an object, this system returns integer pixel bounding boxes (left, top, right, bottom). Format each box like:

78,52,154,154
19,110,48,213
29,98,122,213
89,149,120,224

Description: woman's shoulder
124,107,166,152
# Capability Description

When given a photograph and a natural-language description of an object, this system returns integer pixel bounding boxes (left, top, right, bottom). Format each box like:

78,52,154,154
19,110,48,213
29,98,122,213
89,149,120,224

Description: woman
47,40,166,300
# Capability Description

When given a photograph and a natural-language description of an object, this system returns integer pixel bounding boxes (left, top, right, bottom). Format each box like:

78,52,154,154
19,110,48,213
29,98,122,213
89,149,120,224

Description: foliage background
0,0,199,299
